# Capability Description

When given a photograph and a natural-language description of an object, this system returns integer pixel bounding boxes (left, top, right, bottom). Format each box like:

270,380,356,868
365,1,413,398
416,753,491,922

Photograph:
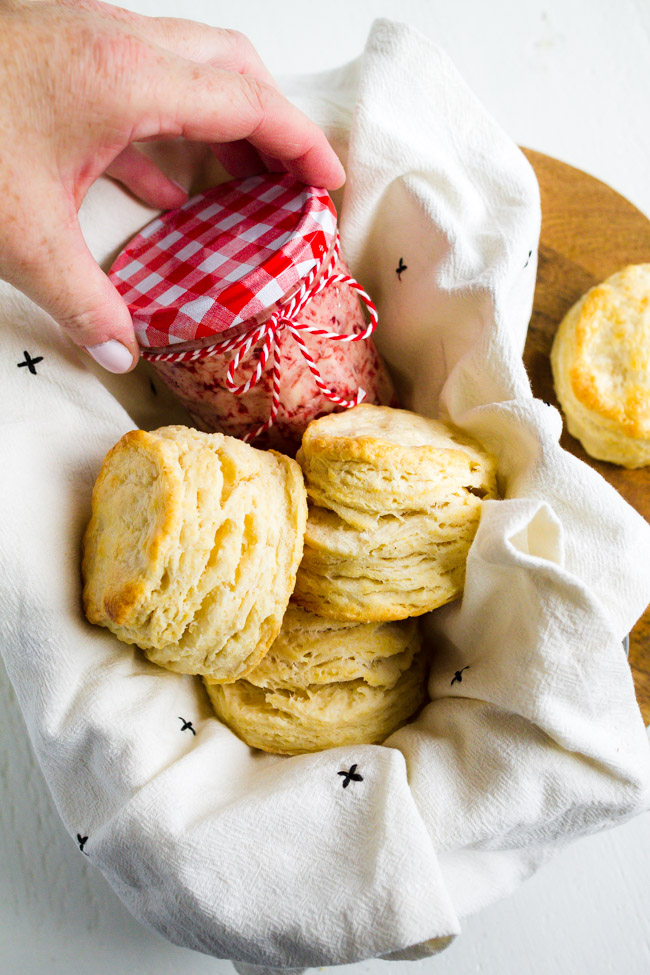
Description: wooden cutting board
522,148,650,724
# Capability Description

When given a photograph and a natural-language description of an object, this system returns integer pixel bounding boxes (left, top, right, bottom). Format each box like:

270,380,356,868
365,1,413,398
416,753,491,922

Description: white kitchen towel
1,18,649,972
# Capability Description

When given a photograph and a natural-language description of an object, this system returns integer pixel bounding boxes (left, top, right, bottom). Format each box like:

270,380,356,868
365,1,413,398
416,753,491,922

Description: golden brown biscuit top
297,404,498,525
569,263,650,438
299,403,495,476
82,425,308,682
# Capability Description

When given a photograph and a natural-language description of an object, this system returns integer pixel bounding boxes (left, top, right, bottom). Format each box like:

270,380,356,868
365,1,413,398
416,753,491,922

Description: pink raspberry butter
109,173,394,453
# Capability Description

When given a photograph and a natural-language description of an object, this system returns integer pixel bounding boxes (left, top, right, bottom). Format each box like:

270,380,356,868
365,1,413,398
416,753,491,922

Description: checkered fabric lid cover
108,173,338,350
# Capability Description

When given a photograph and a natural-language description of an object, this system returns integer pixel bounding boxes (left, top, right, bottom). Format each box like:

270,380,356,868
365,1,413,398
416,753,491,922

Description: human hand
0,0,345,372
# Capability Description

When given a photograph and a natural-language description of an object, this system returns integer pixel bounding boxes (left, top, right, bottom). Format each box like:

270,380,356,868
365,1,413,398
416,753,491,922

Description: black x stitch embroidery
451,666,470,686
524,250,533,268
337,764,363,788
179,716,196,735
396,257,408,280
17,350,44,375
77,833,89,855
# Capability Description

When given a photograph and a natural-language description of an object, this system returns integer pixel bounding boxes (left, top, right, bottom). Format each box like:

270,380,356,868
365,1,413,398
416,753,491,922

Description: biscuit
293,404,498,621
551,263,650,468
295,506,476,620
297,403,496,527
205,609,427,754
82,425,307,682
246,604,419,689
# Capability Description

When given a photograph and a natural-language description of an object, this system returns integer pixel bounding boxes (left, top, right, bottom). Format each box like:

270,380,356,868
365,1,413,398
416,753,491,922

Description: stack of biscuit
83,407,497,755
293,405,499,620
205,607,426,754
208,405,498,753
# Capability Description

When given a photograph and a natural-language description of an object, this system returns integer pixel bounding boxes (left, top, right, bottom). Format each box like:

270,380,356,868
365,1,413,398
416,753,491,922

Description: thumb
14,207,139,374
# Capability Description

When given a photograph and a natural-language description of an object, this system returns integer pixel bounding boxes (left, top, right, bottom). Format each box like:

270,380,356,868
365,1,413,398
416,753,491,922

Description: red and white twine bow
143,233,378,442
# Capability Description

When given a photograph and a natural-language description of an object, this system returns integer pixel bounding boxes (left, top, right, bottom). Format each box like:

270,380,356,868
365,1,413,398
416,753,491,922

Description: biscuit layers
293,404,498,621
205,606,426,754
82,425,307,682
248,604,419,689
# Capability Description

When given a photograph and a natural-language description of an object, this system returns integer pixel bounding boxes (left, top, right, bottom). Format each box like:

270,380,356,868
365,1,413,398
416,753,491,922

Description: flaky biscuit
551,263,650,468
293,405,498,621
82,425,307,682
245,604,419,689
294,506,470,622
297,404,496,528
205,651,428,755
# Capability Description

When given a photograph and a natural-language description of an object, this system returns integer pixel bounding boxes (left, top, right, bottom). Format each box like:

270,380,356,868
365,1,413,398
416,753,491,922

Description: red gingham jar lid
108,173,338,351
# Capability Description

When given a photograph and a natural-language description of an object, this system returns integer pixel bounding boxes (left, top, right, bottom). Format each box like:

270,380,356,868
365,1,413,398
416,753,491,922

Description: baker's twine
142,233,378,442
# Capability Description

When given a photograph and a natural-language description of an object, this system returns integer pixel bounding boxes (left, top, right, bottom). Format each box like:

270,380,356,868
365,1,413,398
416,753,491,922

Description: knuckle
238,74,269,121
56,308,103,336
221,28,251,53
54,291,117,338
220,28,260,73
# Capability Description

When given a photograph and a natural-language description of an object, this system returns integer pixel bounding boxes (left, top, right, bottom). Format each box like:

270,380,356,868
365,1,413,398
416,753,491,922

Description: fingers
257,152,287,173
105,145,188,209
134,58,346,189
209,140,266,180
60,1,279,87
8,196,139,372
100,10,344,184
55,3,345,187
141,23,280,90
210,141,289,180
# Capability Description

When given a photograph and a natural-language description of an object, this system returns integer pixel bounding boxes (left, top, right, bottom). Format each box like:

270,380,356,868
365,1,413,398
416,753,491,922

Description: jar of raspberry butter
109,173,395,452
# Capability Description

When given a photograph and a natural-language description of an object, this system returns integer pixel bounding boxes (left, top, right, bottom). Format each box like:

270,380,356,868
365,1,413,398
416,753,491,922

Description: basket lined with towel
1,19,649,973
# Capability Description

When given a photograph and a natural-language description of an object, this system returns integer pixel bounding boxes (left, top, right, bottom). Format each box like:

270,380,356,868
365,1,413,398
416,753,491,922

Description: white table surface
2,1,650,972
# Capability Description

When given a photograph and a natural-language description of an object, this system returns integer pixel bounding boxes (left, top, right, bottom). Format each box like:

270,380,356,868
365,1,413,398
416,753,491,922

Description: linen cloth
1,18,649,971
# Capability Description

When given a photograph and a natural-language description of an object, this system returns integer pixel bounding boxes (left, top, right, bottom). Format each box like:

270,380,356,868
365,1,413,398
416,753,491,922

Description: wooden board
522,148,650,724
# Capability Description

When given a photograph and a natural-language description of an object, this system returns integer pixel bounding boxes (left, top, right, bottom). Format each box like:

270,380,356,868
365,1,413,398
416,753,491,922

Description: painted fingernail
85,340,135,374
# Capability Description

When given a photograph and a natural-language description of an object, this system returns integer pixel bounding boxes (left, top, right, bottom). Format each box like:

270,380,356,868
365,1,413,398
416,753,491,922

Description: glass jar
110,174,394,453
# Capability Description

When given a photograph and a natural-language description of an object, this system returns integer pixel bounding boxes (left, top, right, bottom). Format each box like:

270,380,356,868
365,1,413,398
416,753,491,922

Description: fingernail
85,340,135,374
171,178,188,196
333,158,346,185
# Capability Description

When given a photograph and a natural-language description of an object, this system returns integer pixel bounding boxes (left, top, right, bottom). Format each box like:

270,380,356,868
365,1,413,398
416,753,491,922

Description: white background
2,1,650,973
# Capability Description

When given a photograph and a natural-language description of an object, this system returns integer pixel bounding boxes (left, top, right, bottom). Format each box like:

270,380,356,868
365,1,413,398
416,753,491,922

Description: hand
0,0,345,372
